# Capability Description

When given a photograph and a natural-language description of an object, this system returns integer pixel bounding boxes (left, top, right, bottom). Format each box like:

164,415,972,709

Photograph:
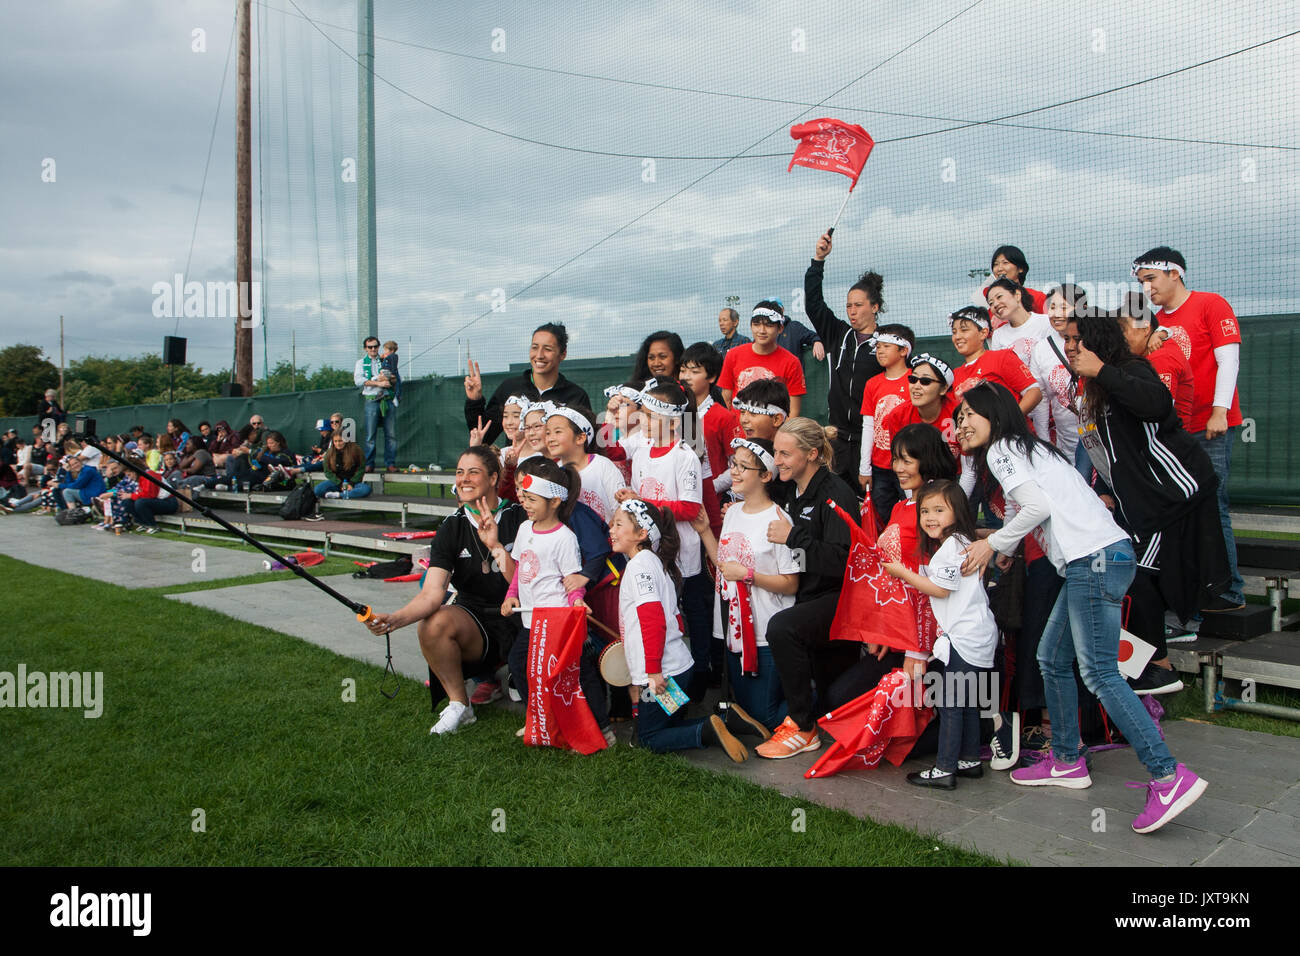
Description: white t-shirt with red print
991,312,1051,367
618,549,693,686
1028,330,1079,457
858,371,911,474
1157,290,1243,432
574,453,627,523
718,344,807,397
710,501,800,652
630,441,704,578
511,520,583,629
923,534,997,669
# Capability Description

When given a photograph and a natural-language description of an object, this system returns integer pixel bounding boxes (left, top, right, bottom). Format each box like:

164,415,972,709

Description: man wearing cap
713,307,751,357
1133,246,1246,607
39,388,66,427
717,300,807,417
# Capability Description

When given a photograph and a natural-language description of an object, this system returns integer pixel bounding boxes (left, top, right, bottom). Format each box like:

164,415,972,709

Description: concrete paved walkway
5,516,1297,865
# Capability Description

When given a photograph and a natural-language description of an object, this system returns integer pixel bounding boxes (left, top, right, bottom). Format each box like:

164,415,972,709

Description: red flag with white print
825,498,921,653
524,606,607,755
788,118,874,187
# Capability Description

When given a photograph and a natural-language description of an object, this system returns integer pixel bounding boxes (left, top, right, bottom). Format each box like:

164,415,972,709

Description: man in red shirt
718,300,807,417
1116,293,1194,431
949,306,1043,418
1133,247,1245,606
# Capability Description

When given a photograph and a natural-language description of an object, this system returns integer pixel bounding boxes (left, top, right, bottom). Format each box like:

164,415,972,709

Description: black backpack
279,483,318,520
56,507,90,526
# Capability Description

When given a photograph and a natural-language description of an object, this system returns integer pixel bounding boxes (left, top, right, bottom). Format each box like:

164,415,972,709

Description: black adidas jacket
778,465,859,601
804,258,884,440
1085,359,1218,540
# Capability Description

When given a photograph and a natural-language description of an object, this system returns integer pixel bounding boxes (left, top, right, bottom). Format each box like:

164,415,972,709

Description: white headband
1132,260,1185,279
950,309,990,331
639,390,687,418
730,438,775,474
910,353,953,386
751,307,787,325
733,399,785,417
619,499,662,549
503,394,530,412
875,333,911,351
604,384,642,404
523,401,552,421
543,405,594,444
517,472,568,501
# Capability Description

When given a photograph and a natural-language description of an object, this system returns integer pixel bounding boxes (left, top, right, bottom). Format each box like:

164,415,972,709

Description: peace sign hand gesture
469,415,490,448
464,357,483,401
474,496,501,550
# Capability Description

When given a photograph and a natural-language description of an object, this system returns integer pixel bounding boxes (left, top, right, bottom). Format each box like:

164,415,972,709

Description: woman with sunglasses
877,353,962,466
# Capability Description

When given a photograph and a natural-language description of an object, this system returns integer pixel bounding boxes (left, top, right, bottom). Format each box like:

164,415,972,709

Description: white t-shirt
923,535,997,669
630,442,703,578
711,501,800,652
1028,331,1079,457
76,445,103,468
574,453,626,523
991,312,1051,366
512,520,582,629
985,438,1127,575
619,549,693,685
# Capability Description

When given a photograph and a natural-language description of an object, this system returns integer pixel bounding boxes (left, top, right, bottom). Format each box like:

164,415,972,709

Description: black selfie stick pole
75,419,373,623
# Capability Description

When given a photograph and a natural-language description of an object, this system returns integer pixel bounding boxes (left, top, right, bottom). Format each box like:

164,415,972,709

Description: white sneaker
324,491,341,499
429,701,476,735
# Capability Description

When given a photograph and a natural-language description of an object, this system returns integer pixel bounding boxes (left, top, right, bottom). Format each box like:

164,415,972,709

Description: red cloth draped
524,607,607,755
805,669,933,778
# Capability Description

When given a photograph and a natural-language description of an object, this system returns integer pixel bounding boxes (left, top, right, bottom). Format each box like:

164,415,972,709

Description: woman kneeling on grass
365,446,526,735
955,381,1207,834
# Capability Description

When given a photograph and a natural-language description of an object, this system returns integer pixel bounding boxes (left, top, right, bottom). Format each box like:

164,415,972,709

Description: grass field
0,554,1001,867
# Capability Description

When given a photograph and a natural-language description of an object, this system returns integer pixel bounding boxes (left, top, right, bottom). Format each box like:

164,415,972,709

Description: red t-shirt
719,344,806,397
860,372,911,469
699,396,740,481
1157,291,1243,431
877,499,922,573
982,285,1047,329
880,394,962,466
951,349,1039,402
1147,343,1195,432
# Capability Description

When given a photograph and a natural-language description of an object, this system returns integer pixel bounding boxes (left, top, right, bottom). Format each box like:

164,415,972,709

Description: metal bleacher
153,470,459,559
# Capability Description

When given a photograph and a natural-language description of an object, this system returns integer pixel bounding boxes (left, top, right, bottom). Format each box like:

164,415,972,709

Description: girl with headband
857,323,916,529
496,394,531,504
691,437,799,736
501,458,592,732
544,404,627,524
610,498,748,762
878,353,963,466
614,378,716,698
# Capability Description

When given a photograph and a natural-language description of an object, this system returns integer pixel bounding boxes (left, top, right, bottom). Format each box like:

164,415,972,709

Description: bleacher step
1197,604,1274,641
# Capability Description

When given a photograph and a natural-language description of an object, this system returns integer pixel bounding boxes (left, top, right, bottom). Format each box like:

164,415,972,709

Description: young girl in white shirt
611,498,747,762
691,437,799,737
885,479,996,789
502,458,588,717
544,404,627,523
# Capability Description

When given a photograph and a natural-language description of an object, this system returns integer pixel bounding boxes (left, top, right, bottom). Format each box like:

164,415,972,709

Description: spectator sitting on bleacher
0,457,22,508
205,421,239,468
55,455,106,512
177,439,218,490
218,421,266,490
301,418,337,473
195,421,213,450
309,434,371,513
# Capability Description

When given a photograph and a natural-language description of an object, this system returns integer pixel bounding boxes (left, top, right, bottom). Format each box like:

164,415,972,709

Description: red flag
805,669,933,778
524,607,607,755
788,119,874,188
825,498,920,653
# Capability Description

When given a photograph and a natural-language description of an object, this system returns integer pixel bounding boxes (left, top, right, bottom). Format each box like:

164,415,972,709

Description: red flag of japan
825,498,920,653
788,119,874,188
805,669,933,778
524,607,607,755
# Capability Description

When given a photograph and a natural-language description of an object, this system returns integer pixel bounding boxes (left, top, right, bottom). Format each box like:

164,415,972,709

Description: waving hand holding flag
788,118,875,232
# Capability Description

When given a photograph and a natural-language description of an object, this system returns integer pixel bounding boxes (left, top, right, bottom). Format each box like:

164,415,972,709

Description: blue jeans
1037,541,1176,778
1197,427,1244,604
934,649,989,773
364,398,397,469
314,480,372,499
1073,439,1093,484
726,644,787,730
636,665,711,753
680,569,715,690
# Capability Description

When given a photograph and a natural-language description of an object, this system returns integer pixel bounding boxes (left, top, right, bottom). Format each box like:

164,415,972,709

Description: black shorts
450,601,513,675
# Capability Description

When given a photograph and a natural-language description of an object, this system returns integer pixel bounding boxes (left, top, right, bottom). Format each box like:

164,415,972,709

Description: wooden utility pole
235,0,253,394
59,315,65,407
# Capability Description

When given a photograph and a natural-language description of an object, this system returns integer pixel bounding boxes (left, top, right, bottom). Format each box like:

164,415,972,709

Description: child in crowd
610,498,747,761
950,306,1043,417
679,342,740,501
733,378,790,441
501,458,590,730
544,404,627,523
614,379,713,697
495,394,530,503
885,480,998,789
379,341,402,404
692,437,799,735
857,322,916,528
718,300,808,417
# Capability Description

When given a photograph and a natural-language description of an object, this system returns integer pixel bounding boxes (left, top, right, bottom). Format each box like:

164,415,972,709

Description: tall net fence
253,0,1298,383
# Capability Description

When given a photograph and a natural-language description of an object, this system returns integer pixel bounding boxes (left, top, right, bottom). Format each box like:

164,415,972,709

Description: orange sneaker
755,717,821,760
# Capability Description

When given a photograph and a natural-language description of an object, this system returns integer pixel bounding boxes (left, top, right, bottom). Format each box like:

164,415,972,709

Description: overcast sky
3,0,1297,381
